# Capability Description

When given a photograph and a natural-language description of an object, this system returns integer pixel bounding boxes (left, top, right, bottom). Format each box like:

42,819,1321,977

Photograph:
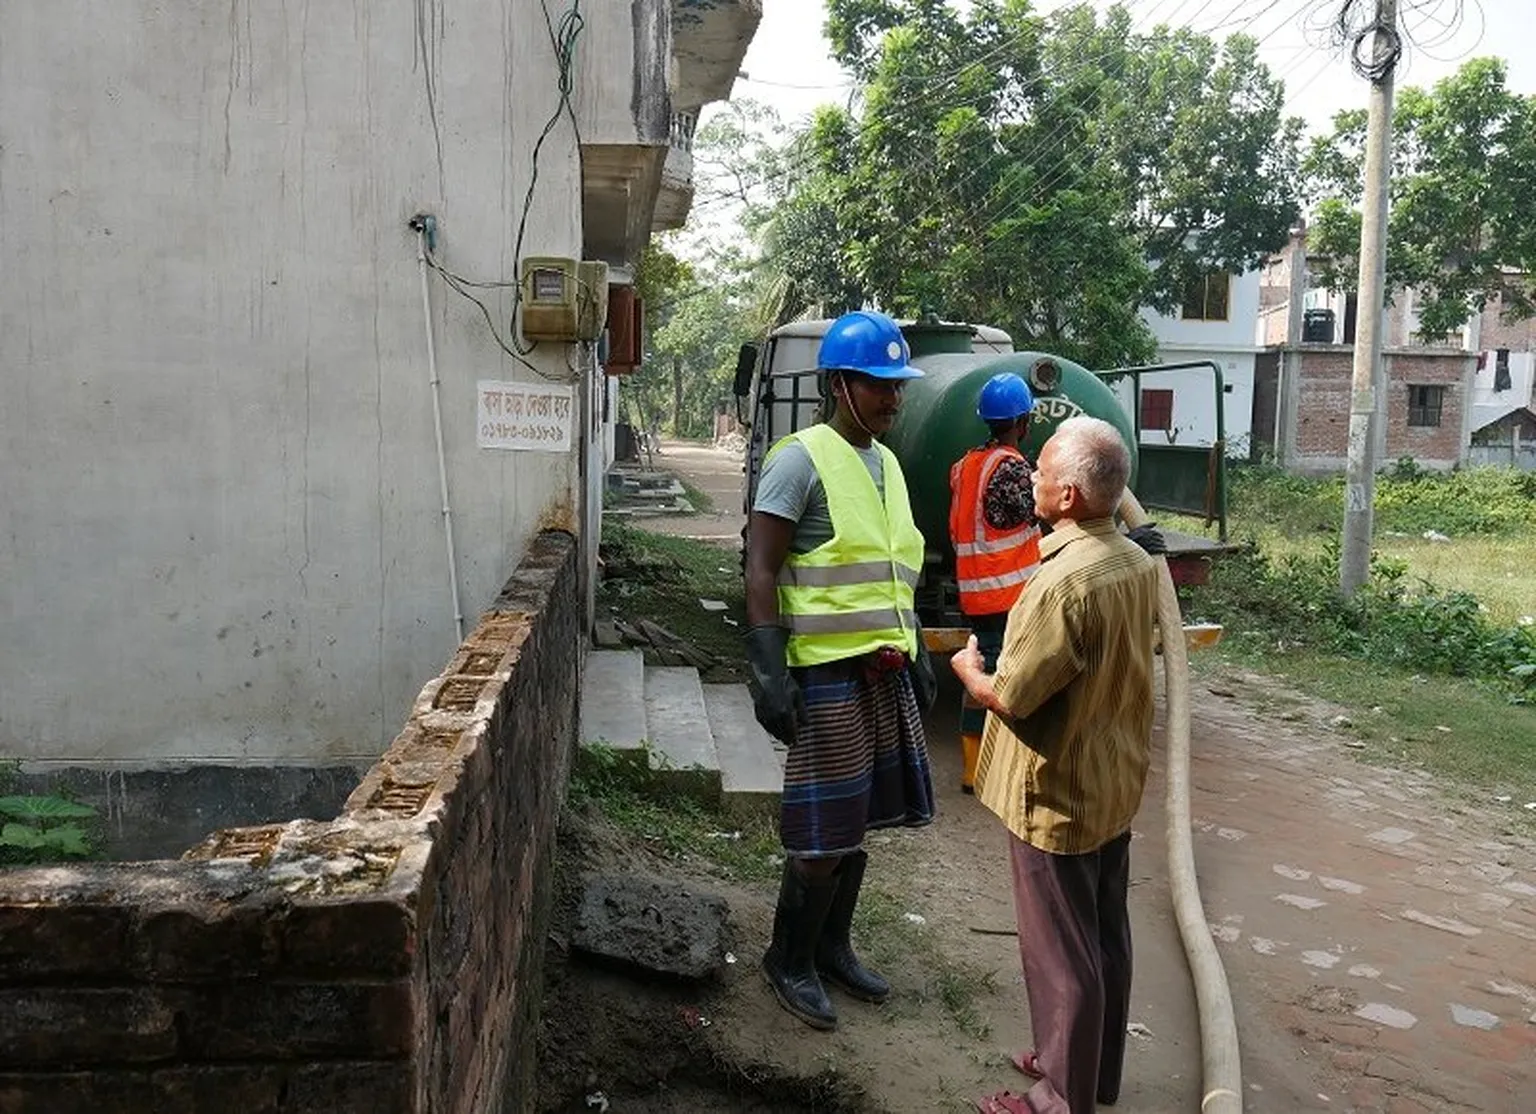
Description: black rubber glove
910,621,938,714
744,625,806,745
1127,523,1167,556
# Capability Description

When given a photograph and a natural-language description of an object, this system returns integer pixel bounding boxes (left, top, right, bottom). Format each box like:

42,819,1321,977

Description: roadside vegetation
1169,463,1536,807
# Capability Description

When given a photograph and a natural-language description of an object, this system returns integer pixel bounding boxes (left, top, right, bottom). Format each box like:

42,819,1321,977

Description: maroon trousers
1008,831,1133,1114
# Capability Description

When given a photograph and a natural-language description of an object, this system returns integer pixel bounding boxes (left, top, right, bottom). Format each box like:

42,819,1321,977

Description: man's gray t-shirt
753,437,885,554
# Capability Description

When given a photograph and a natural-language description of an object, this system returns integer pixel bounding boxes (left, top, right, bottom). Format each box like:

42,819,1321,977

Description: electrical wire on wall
416,0,587,383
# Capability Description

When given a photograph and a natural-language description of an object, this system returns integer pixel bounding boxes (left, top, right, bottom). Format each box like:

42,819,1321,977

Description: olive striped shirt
973,518,1160,855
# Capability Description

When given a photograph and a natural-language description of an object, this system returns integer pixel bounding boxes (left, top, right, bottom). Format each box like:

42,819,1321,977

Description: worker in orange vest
948,373,1041,793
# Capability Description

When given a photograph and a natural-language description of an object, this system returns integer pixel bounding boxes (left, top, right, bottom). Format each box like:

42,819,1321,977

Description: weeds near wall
1197,541,1536,702
568,743,781,884
0,767,98,865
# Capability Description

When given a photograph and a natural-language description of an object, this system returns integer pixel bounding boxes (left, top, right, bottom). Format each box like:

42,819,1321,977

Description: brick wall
0,531,581,1114
1478,305,1536,353
1287,347,1472,472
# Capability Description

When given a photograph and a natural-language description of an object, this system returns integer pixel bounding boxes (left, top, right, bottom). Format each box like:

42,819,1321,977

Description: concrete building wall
1137,270,1261,455
0,1,588,764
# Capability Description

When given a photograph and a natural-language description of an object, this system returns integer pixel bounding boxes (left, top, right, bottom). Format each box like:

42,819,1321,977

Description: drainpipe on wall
411,214,466,645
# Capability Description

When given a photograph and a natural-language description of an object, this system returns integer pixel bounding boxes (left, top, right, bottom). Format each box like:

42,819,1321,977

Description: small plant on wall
0,768,98,864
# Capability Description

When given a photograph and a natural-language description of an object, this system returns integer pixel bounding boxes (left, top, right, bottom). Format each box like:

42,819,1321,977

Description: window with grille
1180,272,1231,321
1140,388,1174,433
1407,384,1445,427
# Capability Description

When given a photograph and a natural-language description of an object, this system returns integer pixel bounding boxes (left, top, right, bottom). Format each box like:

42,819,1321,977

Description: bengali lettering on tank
1032,395,1084,422
476,380,574,452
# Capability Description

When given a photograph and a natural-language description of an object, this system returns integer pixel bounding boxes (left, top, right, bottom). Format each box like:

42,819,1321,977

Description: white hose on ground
1121,492,1243,1114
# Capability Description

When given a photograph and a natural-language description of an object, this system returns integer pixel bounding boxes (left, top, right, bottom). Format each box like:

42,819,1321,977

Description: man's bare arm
950,636,1011,717
745,511,797,627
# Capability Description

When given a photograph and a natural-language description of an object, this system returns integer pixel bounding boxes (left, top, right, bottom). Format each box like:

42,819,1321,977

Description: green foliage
1304,57,1536,338
1198,534,1536,703
623,238,760,439
1225,459,1536,539
568,744,782,883
764,0,1301,367
0,791,98,865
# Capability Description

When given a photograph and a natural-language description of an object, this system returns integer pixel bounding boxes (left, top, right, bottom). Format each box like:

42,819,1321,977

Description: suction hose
1120,492,1242,1114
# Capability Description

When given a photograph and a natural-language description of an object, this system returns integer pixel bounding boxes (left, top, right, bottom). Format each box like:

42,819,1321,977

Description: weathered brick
135,901,283,980
0,904,132,981
281,897,416,977
0,987,180,1066
0,1070,158,1114
180,981,416,1059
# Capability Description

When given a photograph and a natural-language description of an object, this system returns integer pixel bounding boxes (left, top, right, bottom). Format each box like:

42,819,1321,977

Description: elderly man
951,416,1160,1114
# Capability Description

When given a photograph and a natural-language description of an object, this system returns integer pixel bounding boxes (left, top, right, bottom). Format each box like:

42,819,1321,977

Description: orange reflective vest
948,445,1042,617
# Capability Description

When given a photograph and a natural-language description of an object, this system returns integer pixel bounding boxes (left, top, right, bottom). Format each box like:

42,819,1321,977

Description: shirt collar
1039,517,1119,560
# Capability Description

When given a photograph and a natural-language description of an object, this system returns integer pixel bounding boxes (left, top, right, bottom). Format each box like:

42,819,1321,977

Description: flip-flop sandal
974,1091,1031,1114
1011,1049,1045,1080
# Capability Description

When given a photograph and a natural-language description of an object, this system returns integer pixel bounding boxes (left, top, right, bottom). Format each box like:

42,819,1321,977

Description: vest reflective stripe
771,424,926,667
960,567,1037,595
948,445,1042,617
778,561,921,589
784,607,919,636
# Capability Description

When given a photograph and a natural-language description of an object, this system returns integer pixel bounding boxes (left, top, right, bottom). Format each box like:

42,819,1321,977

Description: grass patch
852,884,997,1041
568,743,781,884
680,481,714,514
1165,461,1536,802
598,521,749,681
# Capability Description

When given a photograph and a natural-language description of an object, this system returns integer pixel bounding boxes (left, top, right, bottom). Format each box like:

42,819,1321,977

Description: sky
716,0,1534,142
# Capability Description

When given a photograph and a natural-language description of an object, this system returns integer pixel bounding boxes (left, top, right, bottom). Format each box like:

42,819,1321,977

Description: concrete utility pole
1340,0,1399,596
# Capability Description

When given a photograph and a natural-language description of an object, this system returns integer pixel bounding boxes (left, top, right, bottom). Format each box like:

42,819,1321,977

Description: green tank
882,347,1139,561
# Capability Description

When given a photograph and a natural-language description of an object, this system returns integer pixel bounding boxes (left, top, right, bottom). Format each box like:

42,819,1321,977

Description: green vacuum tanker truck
729,314,1232,627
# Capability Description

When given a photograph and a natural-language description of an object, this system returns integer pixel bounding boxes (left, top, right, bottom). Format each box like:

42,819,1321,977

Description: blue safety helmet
977,372,1035,422
817,311,924,380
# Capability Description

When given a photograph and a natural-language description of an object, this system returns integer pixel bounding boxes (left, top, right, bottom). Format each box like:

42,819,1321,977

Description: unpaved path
619,439,748,544
574,440,1536,1112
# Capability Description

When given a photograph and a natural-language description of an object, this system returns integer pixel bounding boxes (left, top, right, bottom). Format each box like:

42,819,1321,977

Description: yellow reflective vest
768,423,926,667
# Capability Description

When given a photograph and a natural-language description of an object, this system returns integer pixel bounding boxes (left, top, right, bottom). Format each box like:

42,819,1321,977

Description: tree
1304,57,1536,340
626,239,758,440
771,0,1302,367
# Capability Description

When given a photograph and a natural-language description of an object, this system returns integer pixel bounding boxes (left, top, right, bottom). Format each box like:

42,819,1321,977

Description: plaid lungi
779,657,935,858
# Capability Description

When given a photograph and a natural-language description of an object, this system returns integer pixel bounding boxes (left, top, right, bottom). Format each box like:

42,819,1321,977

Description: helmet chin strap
836,373,877,438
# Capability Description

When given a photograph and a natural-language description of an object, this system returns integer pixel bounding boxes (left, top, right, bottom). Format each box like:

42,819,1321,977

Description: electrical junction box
519,256,609,342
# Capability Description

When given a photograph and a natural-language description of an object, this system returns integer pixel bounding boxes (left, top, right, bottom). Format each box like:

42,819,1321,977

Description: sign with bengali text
476,380,573,452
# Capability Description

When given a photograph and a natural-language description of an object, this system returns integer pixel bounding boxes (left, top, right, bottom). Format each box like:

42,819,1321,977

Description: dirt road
620,439,749,544
569,441,1536,1112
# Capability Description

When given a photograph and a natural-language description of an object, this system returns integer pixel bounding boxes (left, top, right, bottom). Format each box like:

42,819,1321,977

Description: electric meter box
519,256,609,343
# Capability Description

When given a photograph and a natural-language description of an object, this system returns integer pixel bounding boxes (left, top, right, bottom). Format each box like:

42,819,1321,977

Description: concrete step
580,649,647,760
642,666,723,803
703,683,785,820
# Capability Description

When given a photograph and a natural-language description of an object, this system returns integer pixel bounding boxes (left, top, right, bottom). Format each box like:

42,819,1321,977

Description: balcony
653,112,697,232
672,0,763,112
577,0,759,268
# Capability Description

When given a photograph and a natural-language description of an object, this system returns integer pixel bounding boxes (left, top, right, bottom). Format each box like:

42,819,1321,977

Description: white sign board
476,380,574,452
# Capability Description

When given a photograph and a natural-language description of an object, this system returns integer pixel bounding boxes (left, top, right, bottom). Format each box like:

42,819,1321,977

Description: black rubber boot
762,861,839,1030
815,850,890,1003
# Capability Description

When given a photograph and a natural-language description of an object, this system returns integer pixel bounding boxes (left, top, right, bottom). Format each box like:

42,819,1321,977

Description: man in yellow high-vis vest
744,309,938,1032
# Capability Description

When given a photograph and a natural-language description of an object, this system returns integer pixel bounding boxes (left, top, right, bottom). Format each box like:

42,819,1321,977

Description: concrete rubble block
571,872,731,980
